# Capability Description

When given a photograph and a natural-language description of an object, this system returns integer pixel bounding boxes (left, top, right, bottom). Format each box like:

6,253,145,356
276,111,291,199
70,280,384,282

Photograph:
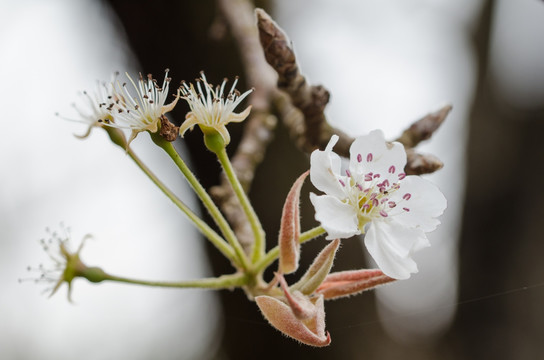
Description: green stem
124,148,237,264
103,128,236,265
254,226,326,273
215,147,266,263
103,272,248,289
151,134,250,270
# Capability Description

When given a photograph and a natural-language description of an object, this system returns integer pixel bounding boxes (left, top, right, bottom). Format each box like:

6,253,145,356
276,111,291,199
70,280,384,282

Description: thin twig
396,105,452,148
396,105,452,174
256,8,352,154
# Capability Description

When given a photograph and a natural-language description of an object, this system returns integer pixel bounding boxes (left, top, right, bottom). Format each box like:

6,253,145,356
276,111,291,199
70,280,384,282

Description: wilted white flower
26,227,91,302
309,130,447,279
109,69,180,144
179,72,253,145
58,82,114,139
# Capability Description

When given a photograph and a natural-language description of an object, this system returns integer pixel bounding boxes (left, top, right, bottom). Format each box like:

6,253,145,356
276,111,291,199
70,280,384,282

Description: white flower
109,69,180,143
179,72,253,145
309,130,447,279
58,82,114,139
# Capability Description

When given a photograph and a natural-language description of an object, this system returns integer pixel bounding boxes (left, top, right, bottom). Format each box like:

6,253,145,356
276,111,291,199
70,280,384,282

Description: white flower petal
310,193,360,240
364,220,429,279
389,176,447,232
349,130,407,183
310,135,345,199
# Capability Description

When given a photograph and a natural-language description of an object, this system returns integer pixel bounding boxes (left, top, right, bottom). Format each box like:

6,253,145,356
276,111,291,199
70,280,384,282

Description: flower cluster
66,70,254,148
51,65,448,348
309,130,447,279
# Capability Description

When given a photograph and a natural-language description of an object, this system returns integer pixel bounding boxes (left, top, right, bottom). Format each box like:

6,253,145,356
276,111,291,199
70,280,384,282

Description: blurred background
1,0,543,359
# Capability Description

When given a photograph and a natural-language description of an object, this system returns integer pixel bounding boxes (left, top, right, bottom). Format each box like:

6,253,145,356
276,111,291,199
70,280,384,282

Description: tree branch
256,8,449,175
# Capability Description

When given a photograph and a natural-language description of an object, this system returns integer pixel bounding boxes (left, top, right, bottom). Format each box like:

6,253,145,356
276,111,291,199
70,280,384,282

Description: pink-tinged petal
226,105,252,123
364,220,429,279
389,175,447,232
255,295,331,347
350,130,407,183
310,135,345,199
277,273,316,320
310,193,359,240
279,171,309,274
291,239,340,295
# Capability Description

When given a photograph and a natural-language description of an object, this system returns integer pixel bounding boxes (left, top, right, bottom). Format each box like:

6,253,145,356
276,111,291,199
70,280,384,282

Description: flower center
337,155,412,232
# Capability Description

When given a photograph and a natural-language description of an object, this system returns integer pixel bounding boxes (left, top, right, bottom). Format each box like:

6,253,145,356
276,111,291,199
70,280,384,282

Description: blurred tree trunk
454,0,544,359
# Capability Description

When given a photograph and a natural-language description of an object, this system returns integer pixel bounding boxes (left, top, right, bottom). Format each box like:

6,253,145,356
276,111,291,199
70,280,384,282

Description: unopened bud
290,239,340,295
278,171,309,274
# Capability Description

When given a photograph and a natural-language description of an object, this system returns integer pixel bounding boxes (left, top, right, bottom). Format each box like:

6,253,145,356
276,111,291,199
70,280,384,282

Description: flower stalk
127,147,237,264
211,140,266,263
102,272,248,289
151,132,250,270
254,226,326,274
103,127,238,264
